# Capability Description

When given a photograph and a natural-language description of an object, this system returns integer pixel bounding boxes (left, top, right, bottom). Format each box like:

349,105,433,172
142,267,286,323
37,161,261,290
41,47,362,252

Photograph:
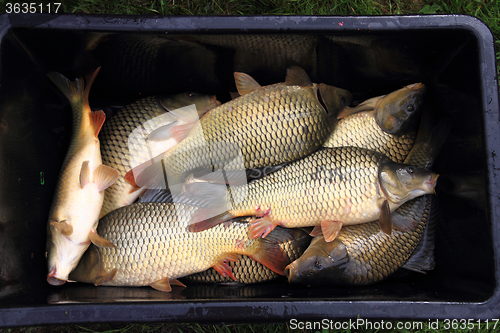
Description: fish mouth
47,267,67,286
284,263,296,283
405,82,425,90
425,173,439,193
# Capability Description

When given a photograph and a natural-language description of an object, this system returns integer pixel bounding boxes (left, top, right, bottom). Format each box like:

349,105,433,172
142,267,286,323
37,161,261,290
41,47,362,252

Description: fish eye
314,261,323,270
406,104,415,112
309,270,314,276
186,92,196,97
408,167,414,174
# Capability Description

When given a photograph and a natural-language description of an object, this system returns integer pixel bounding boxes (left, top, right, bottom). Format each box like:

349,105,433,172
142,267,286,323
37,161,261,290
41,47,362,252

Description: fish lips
285,238,350,285
47,268,67,286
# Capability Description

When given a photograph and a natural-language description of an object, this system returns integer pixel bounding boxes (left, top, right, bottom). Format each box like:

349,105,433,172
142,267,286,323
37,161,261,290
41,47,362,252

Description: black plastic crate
0,14,499,326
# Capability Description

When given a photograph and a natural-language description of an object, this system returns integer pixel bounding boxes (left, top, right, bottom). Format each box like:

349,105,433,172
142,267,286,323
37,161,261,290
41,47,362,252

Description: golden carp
125,66,352,191
189,146,438,243
99,92,219,218
324,83,426,162
46,68,119,286
184,225,311,284
285,117,450,285
69,203,289,291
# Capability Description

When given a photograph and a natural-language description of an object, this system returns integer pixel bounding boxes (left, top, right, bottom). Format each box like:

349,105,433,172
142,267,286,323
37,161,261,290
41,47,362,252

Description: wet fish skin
46,68,119,286
285,195,430,285
184,226,311,284
285,118,449,285
189,146,437,242
69,203,289,291
324,83,426,162
99,93,219,218
130,67,351,190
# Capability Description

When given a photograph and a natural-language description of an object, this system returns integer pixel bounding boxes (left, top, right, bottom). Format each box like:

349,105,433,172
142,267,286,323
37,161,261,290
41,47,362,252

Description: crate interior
0,25,495,308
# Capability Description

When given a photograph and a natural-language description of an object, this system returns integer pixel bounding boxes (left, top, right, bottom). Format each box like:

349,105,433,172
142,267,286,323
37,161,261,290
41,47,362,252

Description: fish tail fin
47,67,100,111
405,111,451,168
249,227,290,275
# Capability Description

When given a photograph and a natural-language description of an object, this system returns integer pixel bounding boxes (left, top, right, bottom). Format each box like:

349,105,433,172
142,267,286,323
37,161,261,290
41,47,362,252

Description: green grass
1,0,500,332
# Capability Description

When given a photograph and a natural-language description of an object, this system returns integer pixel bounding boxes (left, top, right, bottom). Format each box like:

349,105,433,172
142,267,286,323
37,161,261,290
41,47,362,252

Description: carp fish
125,66,352,191
69,203,290,291
46,68,119,286
99,92,219,218
324,83,426,163
285,117,450,285
188,146,438,243
183,224,311,284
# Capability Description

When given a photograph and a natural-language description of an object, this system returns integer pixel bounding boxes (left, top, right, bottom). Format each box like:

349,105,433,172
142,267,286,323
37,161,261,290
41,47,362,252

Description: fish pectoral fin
285,66,312,87
213,254,238,281
50,220,73,236
234,72,261,95
169,122,197,143
392,211,418,232
249,229,290,276
80,161,91,189
90,110,106,138
93,165,119,192
147,122,178,142
93,269,116,286
321,221,343,242
150,277,173,292
337,96,381,119
89,229,117,248
378,199,393,235
248,216,276,239
309,225,323,237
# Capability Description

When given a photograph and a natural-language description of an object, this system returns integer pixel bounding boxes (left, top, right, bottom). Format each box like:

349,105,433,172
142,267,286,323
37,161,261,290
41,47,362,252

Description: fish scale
70,203,290,289
323,110,415,163
160,82,332,184
228,147,385,227
183,226,311,284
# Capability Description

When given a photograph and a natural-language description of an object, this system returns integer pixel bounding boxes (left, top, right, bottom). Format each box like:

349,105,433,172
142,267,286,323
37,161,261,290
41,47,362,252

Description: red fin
188,210,234,233
125,152,168,189
89,229,117,248
309,225,323,237
249,228,289,275
169,279,186,288
150,277,173,292
169,122,196,142
378,199,392,235
213,254,239,281
234,72,261,95
80,161,90,189
322,221,343,242
249,216,277,239
93,164,119,192
90,110,106,138
50,220,73,236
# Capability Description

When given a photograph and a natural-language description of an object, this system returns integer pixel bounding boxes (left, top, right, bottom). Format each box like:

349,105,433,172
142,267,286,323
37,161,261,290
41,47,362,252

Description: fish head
46,225,89,286
316,83,353,119
68,244,102,285
375,83,426,135
160,92,220,119
379,161,439,204
285,237,350,285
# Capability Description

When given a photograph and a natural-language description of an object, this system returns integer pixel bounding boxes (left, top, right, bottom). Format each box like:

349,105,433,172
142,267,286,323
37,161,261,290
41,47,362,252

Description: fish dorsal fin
392,211,419,232
378,199,393,235
89,228,117,248
285,66,312,87
234,72,261,95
